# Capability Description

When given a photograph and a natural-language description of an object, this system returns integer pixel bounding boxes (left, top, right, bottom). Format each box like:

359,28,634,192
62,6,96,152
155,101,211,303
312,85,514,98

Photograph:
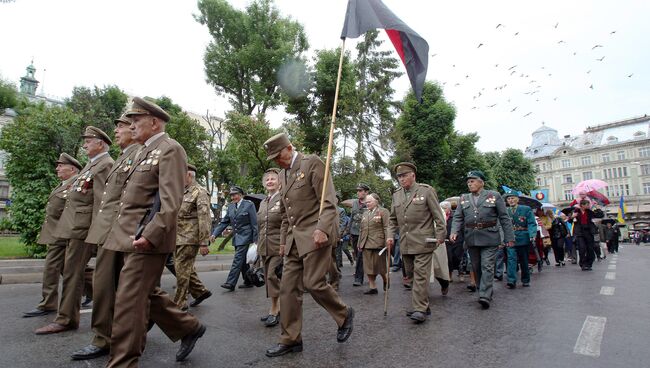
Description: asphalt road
1,243,648,368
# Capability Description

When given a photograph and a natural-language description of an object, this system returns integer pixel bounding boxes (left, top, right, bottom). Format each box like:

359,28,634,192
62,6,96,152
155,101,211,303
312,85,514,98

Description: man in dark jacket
572,200,604,271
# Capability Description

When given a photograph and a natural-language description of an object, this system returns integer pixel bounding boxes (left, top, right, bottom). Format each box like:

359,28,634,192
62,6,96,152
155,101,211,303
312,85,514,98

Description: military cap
114,114,132,126
503,192,519,199
187,163,197,173
393,162,417,175
466,170,486,182
263,133,291,160
55,152,82,171
356,183,370,191
229,186,244,195
81,126,112,145
265,167,281,175
369,193,381,202
125,97,170,122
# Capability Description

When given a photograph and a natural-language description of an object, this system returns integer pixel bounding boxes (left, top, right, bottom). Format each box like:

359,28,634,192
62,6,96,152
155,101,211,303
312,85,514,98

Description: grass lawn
209,237,235,254
0,237,28,258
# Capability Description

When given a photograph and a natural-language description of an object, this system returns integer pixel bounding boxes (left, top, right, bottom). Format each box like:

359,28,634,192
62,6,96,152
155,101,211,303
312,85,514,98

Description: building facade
524,115,650,231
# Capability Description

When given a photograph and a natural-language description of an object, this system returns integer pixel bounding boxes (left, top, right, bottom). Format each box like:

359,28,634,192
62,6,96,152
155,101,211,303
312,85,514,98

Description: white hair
440,201,451,209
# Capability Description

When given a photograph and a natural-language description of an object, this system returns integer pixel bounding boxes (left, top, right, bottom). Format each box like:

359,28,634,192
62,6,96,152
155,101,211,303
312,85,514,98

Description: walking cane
380,246,390,316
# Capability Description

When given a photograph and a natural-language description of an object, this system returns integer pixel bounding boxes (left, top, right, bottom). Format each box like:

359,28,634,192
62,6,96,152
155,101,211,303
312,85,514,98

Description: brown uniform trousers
85,144,141,349
52,153,113,328
278,152,348,345
36,176,76,311
173,182,211,308
389,183,447,313
102,133,201,367
258,192,282,298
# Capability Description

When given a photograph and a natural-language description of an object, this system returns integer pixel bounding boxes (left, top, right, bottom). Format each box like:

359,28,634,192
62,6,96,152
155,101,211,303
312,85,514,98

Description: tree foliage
196,0,309,115
0,78,18,110
332,157,395,210
483,149,537,194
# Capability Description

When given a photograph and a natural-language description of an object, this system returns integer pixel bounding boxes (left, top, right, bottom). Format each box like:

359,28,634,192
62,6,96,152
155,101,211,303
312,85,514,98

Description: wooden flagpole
319,38,346,215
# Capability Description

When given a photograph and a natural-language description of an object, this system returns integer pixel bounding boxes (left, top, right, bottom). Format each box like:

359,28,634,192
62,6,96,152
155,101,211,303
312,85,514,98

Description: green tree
332,157,395,209
196,0,309,115
483,149,536,194
0,104,81,256
0,77,18,110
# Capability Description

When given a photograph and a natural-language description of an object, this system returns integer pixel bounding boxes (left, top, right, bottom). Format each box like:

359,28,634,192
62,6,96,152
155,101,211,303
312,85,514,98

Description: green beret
81,126,112,145
125,97,170,123
503,192,519,199
466,170,486,182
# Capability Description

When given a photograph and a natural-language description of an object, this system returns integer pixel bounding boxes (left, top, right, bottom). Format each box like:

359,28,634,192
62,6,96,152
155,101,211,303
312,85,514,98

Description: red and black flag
340,0,429,101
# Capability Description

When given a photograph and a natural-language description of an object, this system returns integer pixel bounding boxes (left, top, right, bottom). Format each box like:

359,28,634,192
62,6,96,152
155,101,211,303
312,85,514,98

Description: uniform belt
514,226,528,231
466,221,497,229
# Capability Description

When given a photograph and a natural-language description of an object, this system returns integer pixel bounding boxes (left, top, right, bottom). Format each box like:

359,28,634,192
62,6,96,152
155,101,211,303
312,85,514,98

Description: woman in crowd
357,193,390,294
442,201,464,281
550,212,567,266
257,168,282,327
539,209,554,265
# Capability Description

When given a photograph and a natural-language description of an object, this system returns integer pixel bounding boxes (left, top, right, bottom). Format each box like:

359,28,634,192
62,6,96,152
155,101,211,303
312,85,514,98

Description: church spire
19,60,39,96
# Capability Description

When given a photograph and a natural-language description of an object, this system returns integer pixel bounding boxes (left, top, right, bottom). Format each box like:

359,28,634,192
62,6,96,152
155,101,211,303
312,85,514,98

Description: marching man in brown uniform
262,133,354,357
70,115,141,360
173,163,212,310
101,97,205,366
35,127,114,334
258,168,282,327
23,153,82,318
387,162,447,324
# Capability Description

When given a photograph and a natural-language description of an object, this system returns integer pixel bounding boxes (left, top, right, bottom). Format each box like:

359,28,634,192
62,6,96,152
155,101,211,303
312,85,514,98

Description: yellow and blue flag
617,195,627,223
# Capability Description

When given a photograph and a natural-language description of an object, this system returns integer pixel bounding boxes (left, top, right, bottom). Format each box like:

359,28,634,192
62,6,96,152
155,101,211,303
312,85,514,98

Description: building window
640,148,650,158
561,159,571,168
623,167,628,176
581,156,591,165
644,183,650,195
583,172,593,180
563,174,573,184
617,151,625,160
564,190,573,201
542,163,547,171
536,178,542,186
601,153,610,163
641,164,650,176
625,184,630,196
535,164,540,172
0,185,8,199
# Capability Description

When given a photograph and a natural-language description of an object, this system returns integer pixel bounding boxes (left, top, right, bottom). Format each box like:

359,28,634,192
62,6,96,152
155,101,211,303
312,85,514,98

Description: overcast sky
1,0,648,152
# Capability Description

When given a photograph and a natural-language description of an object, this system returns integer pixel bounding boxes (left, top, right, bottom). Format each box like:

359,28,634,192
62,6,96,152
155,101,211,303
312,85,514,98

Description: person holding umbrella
572,199,604,271
504,194,537,288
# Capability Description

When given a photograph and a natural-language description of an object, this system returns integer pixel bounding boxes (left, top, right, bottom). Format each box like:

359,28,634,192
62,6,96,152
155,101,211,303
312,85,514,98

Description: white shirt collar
289,151,299,170
145,132,166,147
90,151,109,163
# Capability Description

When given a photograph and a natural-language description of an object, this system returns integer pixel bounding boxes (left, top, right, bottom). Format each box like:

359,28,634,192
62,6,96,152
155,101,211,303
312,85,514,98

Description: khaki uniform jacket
279,152,339,257
37,176,77,245
103,133,187,254
257,192,282,257
85,144,141,245
450,189,515,246
176,181,211,246
54,153,114,240
358,206,389,250
388,183,447,255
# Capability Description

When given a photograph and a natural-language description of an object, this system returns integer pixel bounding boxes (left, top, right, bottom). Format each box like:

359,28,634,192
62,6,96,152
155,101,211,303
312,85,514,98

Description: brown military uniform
173,181,211,308
103,133,200,367
277,152,349,345
83,143,140,349
257,191,282,298
35,175,76,311
388,182,447,313
51,152,113,328
359,206,390,276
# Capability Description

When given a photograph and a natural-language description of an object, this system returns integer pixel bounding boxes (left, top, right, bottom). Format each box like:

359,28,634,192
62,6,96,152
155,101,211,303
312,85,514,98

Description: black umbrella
601,218,616,225
516,195,542,210
244,193,267,211
561,207,575,216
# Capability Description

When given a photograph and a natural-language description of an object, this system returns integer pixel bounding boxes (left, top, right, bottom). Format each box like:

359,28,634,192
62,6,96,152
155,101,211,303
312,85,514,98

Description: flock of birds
432,21,636,121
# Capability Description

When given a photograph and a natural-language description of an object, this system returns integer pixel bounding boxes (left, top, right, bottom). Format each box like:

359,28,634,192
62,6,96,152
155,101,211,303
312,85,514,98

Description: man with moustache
23,153,82,318
262,133,354,357
35,126,114,334
70,114,141,360
101,97,205,366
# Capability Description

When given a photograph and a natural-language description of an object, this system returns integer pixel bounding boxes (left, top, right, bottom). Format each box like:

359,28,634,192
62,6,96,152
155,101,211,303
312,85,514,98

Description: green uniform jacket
388,183,447,255
176,181,211,246
507,204,537,246
450,189,514,247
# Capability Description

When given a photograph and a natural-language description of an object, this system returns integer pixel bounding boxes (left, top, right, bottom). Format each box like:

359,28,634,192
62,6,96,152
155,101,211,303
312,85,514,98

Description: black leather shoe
260,314,270,322
220,283,235,291
409,311,426,323
506,283,516,289
22,308,55,318
71,345,109,360
238,284,254,289
494,275,503,281
190,290,212,307
478,298,490,309
406,307,431,317
336,307,355,342
81,297,93,308
176,324,206,362
363,288,378,295
352,280,362,287
265,343,303,357
467,285,477,292
265,314,280,327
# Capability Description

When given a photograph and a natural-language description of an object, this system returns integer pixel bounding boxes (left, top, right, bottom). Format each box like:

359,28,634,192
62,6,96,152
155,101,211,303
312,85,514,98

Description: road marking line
605,272,616,280
80,309,92,314
609,261,616,264
608,265,616,270
574,316,607,357
600,286,615,295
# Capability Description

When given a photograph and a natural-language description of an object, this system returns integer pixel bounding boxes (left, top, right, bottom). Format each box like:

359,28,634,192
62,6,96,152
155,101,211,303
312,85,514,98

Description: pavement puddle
574,315,607,357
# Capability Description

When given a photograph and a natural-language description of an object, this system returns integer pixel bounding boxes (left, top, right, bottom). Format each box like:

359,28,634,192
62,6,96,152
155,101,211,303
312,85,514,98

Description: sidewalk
0,254,235,285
